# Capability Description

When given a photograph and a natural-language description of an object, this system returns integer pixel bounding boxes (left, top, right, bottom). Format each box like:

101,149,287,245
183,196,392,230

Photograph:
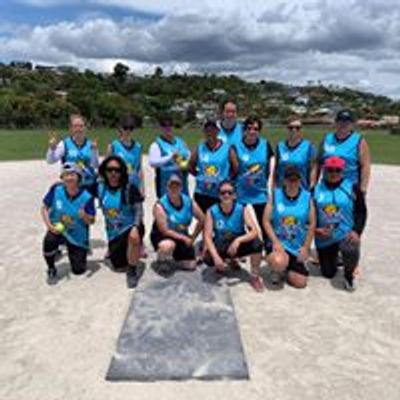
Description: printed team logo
281,152,289,161
205,165,218,176
324,144,336,153
322,203,341,226
280,215,299,240
244,163,262,187
76,160,86,170
204,164,219,190
106,208,119,219
55,200,63,210
175,224,188,233
60,214,74,227
216,219,225,229
277,203,285,213
69,149,78,157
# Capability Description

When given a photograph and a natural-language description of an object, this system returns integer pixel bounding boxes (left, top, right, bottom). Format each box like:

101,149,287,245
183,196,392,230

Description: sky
1,0,400,98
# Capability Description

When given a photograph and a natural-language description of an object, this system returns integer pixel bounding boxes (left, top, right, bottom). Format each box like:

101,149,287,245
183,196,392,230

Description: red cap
323,156,345,170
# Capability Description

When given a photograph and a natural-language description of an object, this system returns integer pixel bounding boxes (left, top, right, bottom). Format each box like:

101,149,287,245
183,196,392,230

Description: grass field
0,126,399,164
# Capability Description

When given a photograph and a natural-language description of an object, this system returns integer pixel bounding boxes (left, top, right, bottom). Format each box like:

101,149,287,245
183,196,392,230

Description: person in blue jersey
46,114,99,194
149,116,190,198
275,116,317,190
318,109,371,194
204,180,264,292
107,115,145,197
314,156,367,291
151,174,205,271
230,115,274,244
189,117,237,213
263,165,316,289
218,100,243,146
97,155,144,289
41,162,96,282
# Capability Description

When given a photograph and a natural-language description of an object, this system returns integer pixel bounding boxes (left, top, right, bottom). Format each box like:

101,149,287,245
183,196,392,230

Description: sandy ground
1,159,400,400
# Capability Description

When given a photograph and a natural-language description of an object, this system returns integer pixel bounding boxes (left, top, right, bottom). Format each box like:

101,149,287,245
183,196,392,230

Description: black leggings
251,203,268,243
194,193,219,214
43,231,87,275
317,239,360,280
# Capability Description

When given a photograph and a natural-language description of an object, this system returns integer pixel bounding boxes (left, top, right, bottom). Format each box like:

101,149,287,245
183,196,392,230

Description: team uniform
218,122,243,147
150,193,196,260
96,182,143,269
153,136,190,198
314,178,367,279
269,187,312,276
110,139,142,188
207,202,263,261
233,137,273,240
319,131,362,186
62,136,97,192
275,139,316,189
194,140,231,212
42,183,95,274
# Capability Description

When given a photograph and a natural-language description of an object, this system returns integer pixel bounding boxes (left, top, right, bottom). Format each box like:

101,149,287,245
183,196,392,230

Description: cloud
2,0,400,97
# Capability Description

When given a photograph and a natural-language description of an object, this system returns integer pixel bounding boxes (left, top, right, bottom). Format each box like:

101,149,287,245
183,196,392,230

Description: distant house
380,115,400,126
290,105,308,115
357,119,380,129
294,95,310,106
288,87,301,99
212,88,227,96
53,90,68,98
35,65,56,72
56,65,79,74
10,61,33,70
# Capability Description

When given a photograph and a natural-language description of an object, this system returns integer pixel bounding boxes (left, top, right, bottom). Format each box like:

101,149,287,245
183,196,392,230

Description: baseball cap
168,174,182,185
323,156,346,170
203,115,219,130
61,162,82,177
336,109,354,123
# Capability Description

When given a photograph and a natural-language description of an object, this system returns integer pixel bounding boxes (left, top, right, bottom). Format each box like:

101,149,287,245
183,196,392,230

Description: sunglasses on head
106,166,122,173
220,189,234,196
326,168,343,173
288,125,301,131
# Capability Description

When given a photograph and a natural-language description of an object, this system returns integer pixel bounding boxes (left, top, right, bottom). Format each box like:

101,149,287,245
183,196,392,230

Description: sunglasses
106,167,122,174
220,190,234,196
326,168,343,173
288,125,301,131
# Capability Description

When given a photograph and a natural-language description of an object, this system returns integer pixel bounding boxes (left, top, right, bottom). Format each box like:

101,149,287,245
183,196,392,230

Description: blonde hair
69,114,86,126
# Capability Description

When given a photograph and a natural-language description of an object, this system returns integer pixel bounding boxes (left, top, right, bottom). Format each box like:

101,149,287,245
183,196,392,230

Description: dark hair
218,179,235,192
220,98,237,113
99,155,129,189
158,115,173,127
243,115,263,132
118,115,136,131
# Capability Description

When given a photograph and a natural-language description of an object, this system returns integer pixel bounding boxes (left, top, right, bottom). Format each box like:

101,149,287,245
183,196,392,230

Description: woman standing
97,155,144,289
149,116,190,198
46,114,99,194
275,116,317,190
41,162,96,281
263,166,316,288
151,175,204,271
314,156,367,291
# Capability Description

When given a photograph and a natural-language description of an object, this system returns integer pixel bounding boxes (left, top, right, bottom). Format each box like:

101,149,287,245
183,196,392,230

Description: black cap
336,109,354,123
284,165,301,179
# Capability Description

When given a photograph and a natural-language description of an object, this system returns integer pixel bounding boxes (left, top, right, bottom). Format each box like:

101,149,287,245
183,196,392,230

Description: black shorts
217,237,263,258
194,192,219,213
108,226,144,269
266,246,309,276
150,227,195,261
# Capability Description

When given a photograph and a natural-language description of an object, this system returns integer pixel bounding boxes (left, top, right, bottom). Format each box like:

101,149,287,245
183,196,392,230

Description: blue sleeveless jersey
321,131,362,186
210,202,245,245
97,182,136,241
272,187,311,256
235,138,269,204
111,139,142,187
49,184,93,249
195,141,230,198
62,136,96,186
276,139,316,189
159,193,193,234
218,122,243,146
156,136,190,197
314,179,354,248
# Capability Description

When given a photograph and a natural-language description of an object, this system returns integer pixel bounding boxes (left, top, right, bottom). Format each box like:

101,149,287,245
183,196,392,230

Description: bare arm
190,201,205,241
262,199,282,250
153,203,189,242
188,146,198,176
359,138,371,193
204,210,222,263
41,205,55,232
304,201,316,249
46,141,65,164
229,147,239,178
237,206,258,244
106,143,113,157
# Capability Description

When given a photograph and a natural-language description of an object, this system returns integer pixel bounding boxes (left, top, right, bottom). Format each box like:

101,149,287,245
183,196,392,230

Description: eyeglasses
288,125,301,131
326,168,343,173
220,190,234,196
106,167,122,174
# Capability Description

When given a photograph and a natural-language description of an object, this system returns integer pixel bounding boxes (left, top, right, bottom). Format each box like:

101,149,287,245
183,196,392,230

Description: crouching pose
151,174,204,271
204,180,264,292
263,165,316,288
314,156,367,291
41,162,96,281
97,155,144,289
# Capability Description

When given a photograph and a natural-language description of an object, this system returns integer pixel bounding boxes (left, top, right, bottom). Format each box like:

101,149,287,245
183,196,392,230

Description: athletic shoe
47,267,58,284
140,245,148,259
270,271,284,288
250,275,265,292
344,276,357,292
126,267,139,289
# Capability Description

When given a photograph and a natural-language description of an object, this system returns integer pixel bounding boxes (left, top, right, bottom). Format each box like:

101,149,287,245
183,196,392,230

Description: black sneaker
126,267,139,289
344,275,357,292
47,267,58,284
270,271,284,288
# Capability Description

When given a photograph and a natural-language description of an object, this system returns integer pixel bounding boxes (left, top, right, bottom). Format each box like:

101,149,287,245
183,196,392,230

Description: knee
268,251,288,272
288,272,308,289
158,240,175,254
129,228,141,245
